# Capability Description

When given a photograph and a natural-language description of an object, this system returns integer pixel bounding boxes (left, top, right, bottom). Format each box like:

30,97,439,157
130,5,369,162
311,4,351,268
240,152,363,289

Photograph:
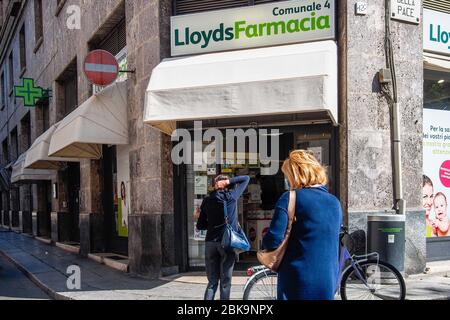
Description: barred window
423,0,450,14
20,25,26,72
34,0,43,42
96,19,126,56
174,0,283,15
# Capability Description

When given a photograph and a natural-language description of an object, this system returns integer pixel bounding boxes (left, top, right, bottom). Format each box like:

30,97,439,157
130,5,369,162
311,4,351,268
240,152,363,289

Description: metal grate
98,20,126,56
423,0,450,14
254,0,283,4
175,0,248,14
174,0,283,15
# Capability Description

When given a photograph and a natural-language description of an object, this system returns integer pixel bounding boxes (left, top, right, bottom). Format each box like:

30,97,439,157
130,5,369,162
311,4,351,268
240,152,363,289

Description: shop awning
424,53,450,72
48,81,128,159
24,123,81,170
11,153,56,184
144,40,338,135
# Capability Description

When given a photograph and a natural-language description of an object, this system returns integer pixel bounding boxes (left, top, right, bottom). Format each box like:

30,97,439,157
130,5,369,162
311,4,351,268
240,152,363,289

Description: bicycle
243,226,406,300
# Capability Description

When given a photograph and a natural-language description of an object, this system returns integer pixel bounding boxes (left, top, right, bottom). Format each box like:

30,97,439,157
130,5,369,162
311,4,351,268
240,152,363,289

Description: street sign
83,50,119,86
14,78,45,107
391,0,420,24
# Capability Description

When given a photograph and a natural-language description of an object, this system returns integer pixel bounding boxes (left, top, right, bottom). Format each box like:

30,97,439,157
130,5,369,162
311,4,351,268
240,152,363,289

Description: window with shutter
423,0,450,14
0,72,5,108
19,25,26,73
96,19,126,56
254,0,280,4
10,127,18,162
2,139,8,165
56,59,78,118
20,113,31,152
174,0,283,15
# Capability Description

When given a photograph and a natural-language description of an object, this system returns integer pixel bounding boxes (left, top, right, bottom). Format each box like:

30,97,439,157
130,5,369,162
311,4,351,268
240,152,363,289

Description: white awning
48,81,128,159
24,123,80,170
11,153,56,184
144,40,338,134
424,52,450,72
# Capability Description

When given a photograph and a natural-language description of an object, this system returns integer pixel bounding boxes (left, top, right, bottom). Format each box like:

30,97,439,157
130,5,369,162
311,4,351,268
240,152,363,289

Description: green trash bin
367,214,405,272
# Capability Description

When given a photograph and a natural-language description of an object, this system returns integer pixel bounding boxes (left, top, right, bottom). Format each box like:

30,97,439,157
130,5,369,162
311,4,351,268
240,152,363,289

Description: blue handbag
221,200,251,254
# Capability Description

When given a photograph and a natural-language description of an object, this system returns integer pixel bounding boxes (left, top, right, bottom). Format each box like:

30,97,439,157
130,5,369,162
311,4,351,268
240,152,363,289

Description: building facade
0,0,176,277
0,0,448,279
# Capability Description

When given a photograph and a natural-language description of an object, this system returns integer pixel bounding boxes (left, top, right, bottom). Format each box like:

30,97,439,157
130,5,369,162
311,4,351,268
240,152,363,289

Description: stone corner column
161,212,178,276
18,211,24,233
22,211,32,234
50,212,60,243
32,211,38,236
8,210,13,230
78,159,103,257
128,213,162,278
58,212,72,243
79,212,104,257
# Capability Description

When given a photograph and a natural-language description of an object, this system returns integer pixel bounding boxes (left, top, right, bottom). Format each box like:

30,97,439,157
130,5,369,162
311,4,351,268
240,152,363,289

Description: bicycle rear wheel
340,260,406,300
243,270,278,300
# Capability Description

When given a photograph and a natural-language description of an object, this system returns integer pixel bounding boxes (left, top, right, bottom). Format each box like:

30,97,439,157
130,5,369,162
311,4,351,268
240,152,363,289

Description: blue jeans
204,241,236,300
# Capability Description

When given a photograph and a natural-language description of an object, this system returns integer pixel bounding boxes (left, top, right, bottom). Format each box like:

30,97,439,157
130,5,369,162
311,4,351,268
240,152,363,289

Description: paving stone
1,229,450,300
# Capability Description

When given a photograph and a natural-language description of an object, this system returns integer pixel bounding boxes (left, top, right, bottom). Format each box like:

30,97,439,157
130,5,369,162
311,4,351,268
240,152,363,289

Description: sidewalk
0,229,449,300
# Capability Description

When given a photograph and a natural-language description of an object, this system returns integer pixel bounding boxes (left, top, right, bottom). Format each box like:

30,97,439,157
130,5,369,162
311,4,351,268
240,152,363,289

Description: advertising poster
194,175,208,195
308,146,323,165
423,108,450,238
117,145,131,237
193,199,206,241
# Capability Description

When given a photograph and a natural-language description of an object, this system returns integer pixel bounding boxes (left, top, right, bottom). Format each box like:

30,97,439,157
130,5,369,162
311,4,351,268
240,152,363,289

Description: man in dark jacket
196,175,250,300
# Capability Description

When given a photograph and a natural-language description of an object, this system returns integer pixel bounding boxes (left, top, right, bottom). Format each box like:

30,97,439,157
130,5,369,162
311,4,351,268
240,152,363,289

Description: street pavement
0,228,449,300
0,248,50,300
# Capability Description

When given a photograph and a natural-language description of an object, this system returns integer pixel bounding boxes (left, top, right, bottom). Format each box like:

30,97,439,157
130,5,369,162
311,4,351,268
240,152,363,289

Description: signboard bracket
118,69,135,74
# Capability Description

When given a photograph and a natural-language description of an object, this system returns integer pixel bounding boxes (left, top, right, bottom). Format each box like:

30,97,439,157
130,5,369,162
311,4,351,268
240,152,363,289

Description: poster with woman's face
423,109,450,238
117,145,131,237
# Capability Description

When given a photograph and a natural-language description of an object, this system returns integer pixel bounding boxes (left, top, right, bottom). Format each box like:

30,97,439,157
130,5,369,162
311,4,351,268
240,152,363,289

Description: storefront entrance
67,163,80,243
102,145,128,256
37,181,52,238
175,121,337,270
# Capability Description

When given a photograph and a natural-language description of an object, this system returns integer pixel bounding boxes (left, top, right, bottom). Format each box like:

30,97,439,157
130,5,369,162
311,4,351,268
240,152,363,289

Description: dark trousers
204,241,236,300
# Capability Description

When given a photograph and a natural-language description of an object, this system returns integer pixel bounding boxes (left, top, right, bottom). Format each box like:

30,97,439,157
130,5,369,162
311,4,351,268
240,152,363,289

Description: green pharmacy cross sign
14,78,50,107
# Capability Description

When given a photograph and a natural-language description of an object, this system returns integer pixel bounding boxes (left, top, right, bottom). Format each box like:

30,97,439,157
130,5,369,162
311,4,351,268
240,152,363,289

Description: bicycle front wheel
340,260,406,300
243,270,278,300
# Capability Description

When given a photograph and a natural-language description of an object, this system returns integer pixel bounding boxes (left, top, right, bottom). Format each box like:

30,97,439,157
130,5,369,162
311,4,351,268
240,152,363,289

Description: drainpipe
393,102,405,215
337,0,348,223
383,0,406,215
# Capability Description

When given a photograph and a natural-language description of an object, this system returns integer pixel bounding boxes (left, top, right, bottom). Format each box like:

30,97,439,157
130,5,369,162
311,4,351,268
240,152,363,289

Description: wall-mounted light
438,79,445,84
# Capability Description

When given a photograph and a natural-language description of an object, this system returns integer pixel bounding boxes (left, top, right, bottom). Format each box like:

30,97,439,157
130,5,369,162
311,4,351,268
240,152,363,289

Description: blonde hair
281,150,328,189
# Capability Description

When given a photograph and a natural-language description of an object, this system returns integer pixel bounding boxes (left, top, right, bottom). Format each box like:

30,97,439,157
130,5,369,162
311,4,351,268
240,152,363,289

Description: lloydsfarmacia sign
424,9,450,55
171,0,335,56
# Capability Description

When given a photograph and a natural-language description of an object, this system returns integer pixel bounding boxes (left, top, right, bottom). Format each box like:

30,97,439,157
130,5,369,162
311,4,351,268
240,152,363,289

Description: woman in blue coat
262,150,342,300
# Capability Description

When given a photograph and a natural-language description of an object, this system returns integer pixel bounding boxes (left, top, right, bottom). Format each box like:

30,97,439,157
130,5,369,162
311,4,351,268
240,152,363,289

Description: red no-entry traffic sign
83,50,119,86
